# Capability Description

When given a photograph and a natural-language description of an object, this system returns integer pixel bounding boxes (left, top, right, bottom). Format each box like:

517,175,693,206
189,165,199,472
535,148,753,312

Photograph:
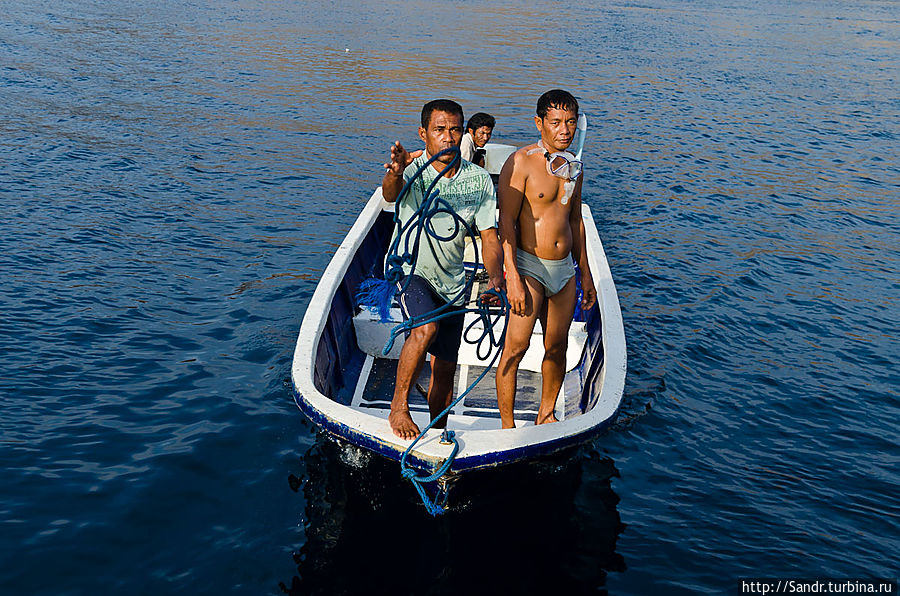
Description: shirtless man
495,89,597,429
382,99,504,440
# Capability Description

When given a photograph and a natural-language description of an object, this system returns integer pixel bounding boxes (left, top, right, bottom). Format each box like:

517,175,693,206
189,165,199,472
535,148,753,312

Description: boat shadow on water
281,433,627,595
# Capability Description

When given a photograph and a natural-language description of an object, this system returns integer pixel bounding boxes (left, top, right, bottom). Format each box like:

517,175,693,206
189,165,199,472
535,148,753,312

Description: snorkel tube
572,113,588,161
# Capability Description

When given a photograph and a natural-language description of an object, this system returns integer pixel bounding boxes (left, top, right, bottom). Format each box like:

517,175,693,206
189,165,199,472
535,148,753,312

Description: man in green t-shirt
381,99,504,440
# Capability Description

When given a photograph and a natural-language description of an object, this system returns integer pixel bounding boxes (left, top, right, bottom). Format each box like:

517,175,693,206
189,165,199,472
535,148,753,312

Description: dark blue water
2,1,897,593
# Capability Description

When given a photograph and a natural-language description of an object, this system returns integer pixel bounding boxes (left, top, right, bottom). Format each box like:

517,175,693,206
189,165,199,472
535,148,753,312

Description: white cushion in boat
459,314,586,373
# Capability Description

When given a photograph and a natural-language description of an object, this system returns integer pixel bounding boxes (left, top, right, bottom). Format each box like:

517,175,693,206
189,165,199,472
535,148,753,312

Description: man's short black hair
421,99,464,128
466,112,495,132
536,89,579,119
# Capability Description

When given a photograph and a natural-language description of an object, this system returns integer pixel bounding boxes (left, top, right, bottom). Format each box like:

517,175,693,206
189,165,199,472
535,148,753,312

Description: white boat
290,139,626,482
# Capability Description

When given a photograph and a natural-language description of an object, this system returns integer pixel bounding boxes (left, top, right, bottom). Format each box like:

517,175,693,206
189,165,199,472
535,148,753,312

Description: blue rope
399,288,508,515
360,146,510,515
359,148,481,332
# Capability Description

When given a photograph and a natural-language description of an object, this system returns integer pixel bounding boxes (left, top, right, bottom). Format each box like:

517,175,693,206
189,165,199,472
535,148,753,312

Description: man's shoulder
457,158,492,183
504,143,543,176
513,143,541,162
403,152,430,180
408,152,429,169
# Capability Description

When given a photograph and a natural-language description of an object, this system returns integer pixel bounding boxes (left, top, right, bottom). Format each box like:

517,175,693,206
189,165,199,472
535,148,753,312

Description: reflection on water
282,436,625,595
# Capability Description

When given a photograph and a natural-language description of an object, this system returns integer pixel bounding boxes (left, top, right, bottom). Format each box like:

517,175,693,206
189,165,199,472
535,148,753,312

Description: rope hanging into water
356,147,509,515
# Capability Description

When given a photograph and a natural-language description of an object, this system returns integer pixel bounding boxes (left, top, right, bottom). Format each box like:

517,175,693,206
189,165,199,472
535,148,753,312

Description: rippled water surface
2,1,898,594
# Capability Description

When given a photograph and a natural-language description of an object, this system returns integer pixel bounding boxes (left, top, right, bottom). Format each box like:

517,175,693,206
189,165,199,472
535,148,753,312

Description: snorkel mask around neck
527,140,583,205
528,140,583,181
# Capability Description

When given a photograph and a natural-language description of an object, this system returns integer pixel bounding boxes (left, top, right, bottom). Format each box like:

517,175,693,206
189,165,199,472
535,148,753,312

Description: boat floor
350,356,574,430
346,241,589,430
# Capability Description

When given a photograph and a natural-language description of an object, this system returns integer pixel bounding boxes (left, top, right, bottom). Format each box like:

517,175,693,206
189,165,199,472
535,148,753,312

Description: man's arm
497,151,528,316
381,141,422,203
568,177,596,310
479,227,504,294
460,133,475,162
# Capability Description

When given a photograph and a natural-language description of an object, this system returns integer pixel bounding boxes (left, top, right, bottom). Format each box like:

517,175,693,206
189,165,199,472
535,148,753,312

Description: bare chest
526,171,572,209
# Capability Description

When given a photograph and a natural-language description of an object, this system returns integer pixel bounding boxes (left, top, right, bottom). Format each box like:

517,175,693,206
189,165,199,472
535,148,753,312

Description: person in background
460,112,496,168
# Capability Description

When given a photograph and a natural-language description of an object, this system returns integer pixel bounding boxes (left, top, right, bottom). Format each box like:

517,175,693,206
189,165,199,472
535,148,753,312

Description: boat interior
312,206,606,431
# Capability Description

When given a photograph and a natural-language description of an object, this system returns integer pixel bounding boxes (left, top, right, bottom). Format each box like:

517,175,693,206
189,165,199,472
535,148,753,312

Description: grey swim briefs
515,249,576,296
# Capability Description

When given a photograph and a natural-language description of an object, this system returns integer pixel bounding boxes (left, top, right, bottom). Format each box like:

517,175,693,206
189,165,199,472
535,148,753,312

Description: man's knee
502,337,530,363
409,321,439,346
543,340,567,362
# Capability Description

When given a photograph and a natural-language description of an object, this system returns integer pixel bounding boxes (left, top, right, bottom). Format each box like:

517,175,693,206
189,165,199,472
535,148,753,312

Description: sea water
1,1,897,593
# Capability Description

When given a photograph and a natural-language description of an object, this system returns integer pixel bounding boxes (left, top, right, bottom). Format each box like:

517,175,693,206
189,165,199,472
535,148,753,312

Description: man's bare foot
389,408,420,440
535,412,559,425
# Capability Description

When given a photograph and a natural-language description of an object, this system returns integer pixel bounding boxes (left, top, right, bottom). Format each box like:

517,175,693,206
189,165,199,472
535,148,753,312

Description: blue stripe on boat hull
294,386,618,474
